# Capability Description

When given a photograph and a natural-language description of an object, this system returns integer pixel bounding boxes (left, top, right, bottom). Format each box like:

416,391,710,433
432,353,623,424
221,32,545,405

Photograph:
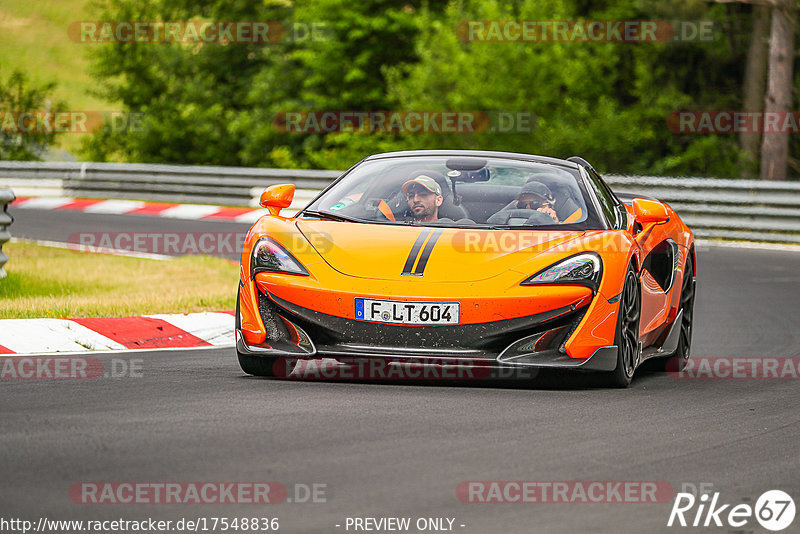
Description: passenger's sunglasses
517,199,552,210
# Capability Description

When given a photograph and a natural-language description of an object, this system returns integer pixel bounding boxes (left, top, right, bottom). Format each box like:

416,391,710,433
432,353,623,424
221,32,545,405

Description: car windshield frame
300,154,606,231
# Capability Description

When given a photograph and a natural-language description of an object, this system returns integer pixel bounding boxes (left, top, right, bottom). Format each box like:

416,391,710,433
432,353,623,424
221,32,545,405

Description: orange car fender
508,230,638,359
564,294,620,359
239,279,266,345
640,205,693,327
239,215,326,345
580,231,639,358
666,229,696,324
564,231,640,358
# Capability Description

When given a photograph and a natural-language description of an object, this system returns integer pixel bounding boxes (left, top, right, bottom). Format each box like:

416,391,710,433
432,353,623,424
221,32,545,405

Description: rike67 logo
667,487,795,531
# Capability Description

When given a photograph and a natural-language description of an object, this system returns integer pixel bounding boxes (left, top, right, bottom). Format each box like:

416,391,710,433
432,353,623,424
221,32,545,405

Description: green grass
0,0,115,156
0,241,239,318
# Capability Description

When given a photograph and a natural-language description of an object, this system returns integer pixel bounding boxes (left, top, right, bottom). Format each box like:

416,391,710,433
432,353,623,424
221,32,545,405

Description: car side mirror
260,184,295,216
632,198,670,225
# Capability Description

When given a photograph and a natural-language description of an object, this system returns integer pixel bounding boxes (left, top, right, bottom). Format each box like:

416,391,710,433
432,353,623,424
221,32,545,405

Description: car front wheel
602,265,641,388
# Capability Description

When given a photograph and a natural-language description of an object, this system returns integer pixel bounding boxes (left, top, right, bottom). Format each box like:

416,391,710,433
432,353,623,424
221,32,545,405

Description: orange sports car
236,150,695,387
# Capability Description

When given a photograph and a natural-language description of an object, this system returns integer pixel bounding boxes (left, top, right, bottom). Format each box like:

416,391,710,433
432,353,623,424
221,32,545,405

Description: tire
235,287,278,377
237,352,278,377
601,264,641,388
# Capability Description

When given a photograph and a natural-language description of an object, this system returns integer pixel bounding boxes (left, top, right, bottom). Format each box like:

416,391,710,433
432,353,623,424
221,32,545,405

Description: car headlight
250,237,309,276
521,253,602,291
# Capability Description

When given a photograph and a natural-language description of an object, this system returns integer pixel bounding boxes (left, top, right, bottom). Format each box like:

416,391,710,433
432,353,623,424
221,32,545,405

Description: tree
386,0,747,177
82,0,291,164
741,5,770,178
234,0,451,169
81,0,787,178
760,0,795,180
84,0,450,168
0,69,64,160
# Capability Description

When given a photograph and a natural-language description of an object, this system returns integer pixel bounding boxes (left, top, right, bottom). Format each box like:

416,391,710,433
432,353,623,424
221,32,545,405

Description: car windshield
303,155,601,229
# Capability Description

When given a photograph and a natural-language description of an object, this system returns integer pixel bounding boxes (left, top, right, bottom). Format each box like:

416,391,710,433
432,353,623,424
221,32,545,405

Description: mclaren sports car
236,150,696,387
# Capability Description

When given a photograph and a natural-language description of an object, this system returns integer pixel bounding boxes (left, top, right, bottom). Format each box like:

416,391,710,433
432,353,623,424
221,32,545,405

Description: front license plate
354,298,460,325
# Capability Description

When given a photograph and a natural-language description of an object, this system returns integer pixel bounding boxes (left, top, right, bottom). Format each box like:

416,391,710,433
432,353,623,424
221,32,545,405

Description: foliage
80,0,788,178
386,0,750,176
0,69,65,160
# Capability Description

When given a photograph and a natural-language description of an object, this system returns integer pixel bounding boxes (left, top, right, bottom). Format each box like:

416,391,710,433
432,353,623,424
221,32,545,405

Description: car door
584,169,671,338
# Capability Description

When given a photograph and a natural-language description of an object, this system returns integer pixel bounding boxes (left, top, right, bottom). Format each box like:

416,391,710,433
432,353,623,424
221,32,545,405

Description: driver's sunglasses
517,199,551,210
406,190,435,200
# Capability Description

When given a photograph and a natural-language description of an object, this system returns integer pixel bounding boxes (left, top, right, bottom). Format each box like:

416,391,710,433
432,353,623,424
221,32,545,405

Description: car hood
295,220,586,282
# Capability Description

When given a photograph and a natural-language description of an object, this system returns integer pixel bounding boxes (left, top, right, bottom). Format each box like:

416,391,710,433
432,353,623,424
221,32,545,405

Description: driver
401,175,443,223
514,182,559,223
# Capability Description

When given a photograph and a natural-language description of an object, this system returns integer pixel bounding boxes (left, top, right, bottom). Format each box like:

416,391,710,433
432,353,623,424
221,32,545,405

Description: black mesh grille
258,292,290,341
265,291,590,355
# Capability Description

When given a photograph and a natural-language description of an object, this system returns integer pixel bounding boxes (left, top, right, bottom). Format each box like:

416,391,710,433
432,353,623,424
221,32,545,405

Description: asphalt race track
9,207,251,260
3,207,800,533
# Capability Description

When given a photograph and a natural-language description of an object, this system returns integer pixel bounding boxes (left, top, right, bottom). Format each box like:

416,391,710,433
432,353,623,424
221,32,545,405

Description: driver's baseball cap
402,175,442,197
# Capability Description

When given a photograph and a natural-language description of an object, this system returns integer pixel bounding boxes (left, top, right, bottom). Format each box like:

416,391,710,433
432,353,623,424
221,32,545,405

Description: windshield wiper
489,225,559,230
425,222,491,229
300,210,364,223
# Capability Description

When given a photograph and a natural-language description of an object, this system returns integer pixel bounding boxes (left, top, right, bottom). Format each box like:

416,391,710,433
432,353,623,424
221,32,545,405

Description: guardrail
1,161,799,244
0,188,15,278
0,161,339,207
604,175,800,244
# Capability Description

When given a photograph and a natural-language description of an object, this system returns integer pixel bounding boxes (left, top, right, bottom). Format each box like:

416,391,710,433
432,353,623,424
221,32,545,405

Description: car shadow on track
239,365,671,391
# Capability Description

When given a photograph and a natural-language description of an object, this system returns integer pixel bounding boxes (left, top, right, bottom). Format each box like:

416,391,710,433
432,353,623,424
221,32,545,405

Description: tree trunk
760,0,795,181
741,5,770,178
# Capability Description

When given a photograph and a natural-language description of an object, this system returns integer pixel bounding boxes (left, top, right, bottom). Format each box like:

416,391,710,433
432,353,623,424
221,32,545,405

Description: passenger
525,175,582,223
514,182,559,223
